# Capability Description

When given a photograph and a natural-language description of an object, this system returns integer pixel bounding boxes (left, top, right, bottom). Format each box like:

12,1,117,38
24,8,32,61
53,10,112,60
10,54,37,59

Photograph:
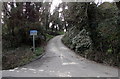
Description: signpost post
30,30,37,52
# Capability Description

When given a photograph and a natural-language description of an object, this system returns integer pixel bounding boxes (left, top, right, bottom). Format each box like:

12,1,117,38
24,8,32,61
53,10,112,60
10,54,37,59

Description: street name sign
30,30,37,36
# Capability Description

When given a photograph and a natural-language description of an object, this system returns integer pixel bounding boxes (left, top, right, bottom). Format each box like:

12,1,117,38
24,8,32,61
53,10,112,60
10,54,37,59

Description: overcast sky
50,0,62,14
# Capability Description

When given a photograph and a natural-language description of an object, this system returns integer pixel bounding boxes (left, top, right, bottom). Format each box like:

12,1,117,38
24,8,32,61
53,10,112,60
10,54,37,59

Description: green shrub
35,47,44,56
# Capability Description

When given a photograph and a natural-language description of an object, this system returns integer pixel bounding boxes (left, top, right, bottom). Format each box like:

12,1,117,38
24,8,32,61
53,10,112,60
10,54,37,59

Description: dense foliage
62,2,120,67
2,2,64,51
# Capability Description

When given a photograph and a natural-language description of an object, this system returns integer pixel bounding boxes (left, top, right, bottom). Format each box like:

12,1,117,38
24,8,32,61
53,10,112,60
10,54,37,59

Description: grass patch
46,34,54,41
2,46,45,70
58,31,64,35
35,47,44,56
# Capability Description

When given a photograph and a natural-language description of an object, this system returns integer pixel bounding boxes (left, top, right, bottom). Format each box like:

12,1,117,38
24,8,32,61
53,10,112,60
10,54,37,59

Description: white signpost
30,30,38,52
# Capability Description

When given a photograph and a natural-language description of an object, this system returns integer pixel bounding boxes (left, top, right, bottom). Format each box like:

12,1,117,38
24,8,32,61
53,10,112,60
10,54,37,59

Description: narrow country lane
2,35,118,77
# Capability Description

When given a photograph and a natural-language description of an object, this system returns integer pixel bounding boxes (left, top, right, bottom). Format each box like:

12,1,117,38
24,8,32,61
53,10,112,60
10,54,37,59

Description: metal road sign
30,30,38,52
30,30,37,36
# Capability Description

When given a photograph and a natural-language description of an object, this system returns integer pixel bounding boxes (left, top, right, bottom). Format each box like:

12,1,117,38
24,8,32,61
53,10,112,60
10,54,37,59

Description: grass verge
2,46,45,70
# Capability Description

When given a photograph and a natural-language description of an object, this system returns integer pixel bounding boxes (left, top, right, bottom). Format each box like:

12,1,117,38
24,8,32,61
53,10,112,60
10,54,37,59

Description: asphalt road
2,35,118,77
